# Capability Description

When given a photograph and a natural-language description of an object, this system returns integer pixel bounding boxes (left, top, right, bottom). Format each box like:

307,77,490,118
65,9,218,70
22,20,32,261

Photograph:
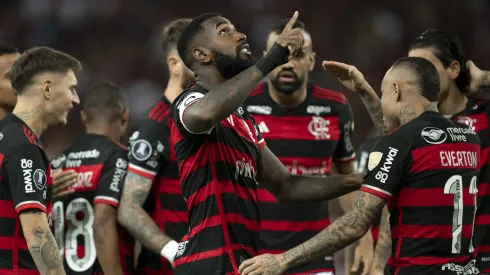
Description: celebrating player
170,11,364,275
342,30,490,274
239,57,481,275
0,43,20,120
244,19,373,275
0,47,81,275
51,82,134,275
117,18,193,274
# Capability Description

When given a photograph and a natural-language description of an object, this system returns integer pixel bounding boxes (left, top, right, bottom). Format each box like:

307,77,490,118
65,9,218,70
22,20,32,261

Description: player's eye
219,28,228,35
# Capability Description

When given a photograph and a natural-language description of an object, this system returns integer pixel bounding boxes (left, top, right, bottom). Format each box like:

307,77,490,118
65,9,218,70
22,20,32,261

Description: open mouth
239,44,251,55
278,71,297,83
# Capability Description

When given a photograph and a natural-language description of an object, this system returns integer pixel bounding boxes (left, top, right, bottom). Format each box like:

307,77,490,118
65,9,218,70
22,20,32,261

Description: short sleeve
172,91,211,134
356,138,379,173
333,101,356,163
4,144,50,214
360,135,411,203
94,148,128,207
127,120,170,180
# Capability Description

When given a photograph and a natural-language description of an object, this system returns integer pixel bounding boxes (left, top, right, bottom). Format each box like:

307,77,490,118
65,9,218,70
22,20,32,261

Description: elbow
271,176,293,203
184,110,215,134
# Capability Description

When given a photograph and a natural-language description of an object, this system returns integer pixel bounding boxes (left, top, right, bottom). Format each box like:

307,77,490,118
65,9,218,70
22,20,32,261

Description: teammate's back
367,111,481,274
51,82,133,275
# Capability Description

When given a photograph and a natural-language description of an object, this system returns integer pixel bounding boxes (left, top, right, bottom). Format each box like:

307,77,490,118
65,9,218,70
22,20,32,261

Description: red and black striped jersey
243,82,355,274
356,137,382,242
451,98,490,274
126,96,188,275
169,83,265,275
0,113,53,275
361,111,481,275
50,134,134,275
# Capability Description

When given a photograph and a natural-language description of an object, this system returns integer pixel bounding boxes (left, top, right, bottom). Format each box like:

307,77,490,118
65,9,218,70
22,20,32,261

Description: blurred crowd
1,0,490,157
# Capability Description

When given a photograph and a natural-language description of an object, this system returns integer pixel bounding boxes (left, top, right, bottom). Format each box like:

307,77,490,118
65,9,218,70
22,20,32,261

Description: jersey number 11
444,175,477,254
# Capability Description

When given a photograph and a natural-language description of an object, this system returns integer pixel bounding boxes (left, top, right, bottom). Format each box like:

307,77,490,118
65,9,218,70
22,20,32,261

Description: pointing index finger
282,11,299,33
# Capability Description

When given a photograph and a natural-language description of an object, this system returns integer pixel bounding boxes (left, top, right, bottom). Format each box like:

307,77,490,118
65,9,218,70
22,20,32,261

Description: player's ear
192,47,211,64
43,79,52,100
447,60,461,80
308,52,316,72
121,108,129,124
167,55,181,76
393,81,401,102
80,110,88,126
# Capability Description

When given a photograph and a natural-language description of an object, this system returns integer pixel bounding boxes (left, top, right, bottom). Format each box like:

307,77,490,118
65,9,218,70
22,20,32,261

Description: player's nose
235,31,246,43
72,92,80,105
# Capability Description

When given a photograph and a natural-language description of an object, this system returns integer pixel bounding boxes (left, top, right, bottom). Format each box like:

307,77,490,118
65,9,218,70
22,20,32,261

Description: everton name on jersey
50,134,134,275
361,111,481,275
169,83,265,275
244,82,356,274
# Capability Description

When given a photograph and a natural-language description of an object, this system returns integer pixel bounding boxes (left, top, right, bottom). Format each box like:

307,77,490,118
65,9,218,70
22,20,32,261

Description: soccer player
0,43,20,120
117,18,193,274
244,19,372,275
343,30,490,274
0,47,81,275
170,12,364,275
239,57,481,275
50,82,134,275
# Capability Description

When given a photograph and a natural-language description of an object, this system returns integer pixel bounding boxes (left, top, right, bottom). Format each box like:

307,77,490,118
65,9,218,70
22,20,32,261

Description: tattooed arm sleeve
118,123,174,254
118,172,174,254
358,90,388,134
371,206,392,272
20,211,65,275
282,192,386,269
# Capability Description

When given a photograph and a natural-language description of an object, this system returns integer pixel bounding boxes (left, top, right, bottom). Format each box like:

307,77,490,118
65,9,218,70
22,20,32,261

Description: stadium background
1,0,490,274
1,0,489,157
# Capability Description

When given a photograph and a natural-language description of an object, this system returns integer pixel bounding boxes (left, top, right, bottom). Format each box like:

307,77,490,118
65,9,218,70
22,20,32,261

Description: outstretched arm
257,146,364,203
238,192,385,275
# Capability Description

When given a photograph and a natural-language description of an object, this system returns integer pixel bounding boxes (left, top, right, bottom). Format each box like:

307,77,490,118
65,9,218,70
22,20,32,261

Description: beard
270,69,304,94
213,48,256,80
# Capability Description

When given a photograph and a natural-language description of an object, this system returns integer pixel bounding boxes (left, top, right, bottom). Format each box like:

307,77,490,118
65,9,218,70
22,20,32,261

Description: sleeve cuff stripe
334,153,356,162
15,201,46,214
361,185,393,198
94,196,119,207
128,164,157,177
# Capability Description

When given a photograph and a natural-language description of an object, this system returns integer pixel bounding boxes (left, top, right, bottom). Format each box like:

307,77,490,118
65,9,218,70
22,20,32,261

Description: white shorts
311,272,334,275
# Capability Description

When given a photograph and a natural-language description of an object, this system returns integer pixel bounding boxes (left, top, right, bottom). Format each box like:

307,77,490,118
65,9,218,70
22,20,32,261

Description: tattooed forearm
359,92,388,134
283,192,385,269
20,211,64,275
118,172,173,254
184,66,263,133
372,206,392,271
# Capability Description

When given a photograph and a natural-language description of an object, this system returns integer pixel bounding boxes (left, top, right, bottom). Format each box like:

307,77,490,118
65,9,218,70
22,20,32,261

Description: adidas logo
258,121,269,133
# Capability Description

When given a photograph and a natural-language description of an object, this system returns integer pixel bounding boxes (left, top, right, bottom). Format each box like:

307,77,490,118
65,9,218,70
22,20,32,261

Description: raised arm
322,61,388,134
182,12,305,134
257,146,364,203
20,211,65,275
238,192,385,275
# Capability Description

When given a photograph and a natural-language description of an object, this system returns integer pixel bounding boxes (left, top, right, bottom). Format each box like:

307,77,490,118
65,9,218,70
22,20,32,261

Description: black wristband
255,42,290,76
